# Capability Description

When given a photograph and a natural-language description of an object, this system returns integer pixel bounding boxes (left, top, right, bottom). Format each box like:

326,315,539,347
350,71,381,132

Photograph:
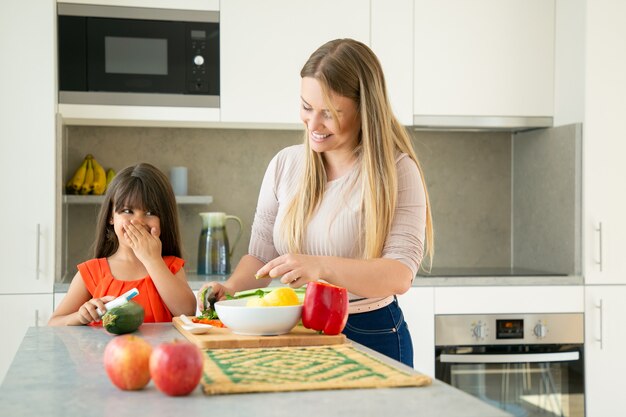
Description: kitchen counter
414,267,583,286
0,324,512,417
412,274,583,287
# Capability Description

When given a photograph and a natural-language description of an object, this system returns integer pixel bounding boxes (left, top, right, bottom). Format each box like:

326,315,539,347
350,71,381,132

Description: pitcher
197,212,243,276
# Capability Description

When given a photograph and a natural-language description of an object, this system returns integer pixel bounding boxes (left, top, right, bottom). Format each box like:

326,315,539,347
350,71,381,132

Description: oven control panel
495,318,524,339
436,313,584,346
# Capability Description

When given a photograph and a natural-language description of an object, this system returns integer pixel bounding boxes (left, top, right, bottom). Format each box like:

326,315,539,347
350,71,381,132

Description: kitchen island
0,324,512,417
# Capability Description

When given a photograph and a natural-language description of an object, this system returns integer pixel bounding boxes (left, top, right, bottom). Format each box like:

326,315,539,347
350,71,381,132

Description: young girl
49,163,196,326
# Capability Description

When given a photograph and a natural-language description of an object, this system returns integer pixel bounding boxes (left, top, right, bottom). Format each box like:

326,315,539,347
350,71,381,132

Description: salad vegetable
230,287,306,303
196,286,307,320
197,286,219,320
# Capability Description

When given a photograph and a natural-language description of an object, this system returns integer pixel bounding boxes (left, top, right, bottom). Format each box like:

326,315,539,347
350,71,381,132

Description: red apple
149,340,204,396
103,334,152,390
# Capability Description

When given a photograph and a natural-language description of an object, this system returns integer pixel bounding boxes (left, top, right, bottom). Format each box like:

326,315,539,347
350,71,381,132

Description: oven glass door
87,18,185,93
436,345,584,417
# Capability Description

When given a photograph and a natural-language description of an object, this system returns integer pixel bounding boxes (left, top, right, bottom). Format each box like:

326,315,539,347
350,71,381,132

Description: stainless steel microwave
58,4,219,108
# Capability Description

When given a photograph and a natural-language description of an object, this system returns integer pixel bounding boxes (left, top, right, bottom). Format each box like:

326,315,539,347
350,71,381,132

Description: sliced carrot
191,317,225,327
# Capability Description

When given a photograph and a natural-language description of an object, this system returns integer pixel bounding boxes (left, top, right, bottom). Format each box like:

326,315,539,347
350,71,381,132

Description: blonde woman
198,38,433,367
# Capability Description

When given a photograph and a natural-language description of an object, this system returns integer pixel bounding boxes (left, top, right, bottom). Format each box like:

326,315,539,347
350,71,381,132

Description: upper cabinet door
371,0,414,126
583,0,626,285
413,0,555,121
0,1,56,294
220,0,369,125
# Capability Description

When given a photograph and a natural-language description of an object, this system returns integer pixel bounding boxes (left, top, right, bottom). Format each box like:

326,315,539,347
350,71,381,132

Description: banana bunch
66,154,116,195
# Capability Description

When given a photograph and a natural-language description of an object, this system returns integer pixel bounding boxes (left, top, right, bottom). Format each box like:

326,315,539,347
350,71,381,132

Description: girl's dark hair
93,163,182,259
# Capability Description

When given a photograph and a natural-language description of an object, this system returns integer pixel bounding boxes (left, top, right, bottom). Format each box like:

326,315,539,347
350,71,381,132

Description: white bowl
214,298,302,336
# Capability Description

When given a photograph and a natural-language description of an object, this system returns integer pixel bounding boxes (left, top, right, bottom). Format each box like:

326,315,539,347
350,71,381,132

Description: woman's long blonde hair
280,39,434,266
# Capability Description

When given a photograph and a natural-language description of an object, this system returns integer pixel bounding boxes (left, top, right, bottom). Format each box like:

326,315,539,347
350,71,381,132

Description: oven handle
440,351,580,364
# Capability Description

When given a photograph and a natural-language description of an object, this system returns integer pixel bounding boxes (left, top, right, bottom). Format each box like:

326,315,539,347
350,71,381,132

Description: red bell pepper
301,281,349,335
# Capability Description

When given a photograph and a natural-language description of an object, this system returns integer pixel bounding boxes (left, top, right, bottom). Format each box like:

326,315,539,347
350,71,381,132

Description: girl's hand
123,220,162,266
76,295,116,324
256,254,323,288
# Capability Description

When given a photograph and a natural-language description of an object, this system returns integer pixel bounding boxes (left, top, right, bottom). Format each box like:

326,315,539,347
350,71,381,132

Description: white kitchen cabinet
553,0,585,127
397,287,435,376
220,0,369,125
585,286,626,417
0,1,56,294
58,104,221,128
582,0,626,285
0,294,53,384
413,0,554,127
434,286,584,315
370,0,414,125
56,0,219,11
581,2,626,415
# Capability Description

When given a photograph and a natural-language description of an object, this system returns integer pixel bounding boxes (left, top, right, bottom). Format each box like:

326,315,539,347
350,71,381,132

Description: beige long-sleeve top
249,144,426,313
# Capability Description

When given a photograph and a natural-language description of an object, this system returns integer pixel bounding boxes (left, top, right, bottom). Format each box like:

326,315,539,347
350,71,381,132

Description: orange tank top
78,256,185,323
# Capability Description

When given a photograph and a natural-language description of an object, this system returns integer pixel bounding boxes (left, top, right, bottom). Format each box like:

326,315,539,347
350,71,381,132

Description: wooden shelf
63,195,213,205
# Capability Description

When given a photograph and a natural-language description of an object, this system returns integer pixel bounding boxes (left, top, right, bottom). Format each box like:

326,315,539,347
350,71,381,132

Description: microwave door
87,17,185,94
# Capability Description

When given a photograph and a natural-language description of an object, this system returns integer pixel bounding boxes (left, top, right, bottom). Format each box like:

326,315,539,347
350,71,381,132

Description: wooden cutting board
172,316,347,349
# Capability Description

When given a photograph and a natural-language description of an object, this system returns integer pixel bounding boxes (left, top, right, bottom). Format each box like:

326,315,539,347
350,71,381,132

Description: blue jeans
342,297,414,368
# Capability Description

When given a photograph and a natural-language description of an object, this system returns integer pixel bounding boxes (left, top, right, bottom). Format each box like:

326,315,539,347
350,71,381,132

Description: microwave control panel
186,22,219,95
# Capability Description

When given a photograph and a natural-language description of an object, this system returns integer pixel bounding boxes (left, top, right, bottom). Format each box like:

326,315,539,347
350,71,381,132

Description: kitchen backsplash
512,124,582,275
62,126,515,281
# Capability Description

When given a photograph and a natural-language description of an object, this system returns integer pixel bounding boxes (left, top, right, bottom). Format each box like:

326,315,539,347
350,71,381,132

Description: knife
97,288,139,316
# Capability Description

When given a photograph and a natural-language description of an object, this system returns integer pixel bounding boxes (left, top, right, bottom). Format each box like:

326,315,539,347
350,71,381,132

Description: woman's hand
196,282,234,311
256,254,323,288
76,295,116,325
123,220,162,266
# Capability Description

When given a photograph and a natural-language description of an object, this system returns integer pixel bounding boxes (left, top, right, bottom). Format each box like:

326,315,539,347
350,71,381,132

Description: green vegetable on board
102,301,145,335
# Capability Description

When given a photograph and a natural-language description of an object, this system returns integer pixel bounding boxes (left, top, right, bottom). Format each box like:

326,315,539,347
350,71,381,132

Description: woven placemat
201,344,432,395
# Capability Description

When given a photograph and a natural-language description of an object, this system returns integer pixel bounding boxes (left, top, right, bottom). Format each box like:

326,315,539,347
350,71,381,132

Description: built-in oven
436,313,584,417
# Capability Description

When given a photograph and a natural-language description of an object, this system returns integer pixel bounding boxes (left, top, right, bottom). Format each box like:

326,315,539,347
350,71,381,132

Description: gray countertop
0,324,512,417
412,274,583,287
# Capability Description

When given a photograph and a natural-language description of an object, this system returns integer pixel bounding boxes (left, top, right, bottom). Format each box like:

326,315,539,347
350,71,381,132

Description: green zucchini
102,301,145,335
232,287,306,302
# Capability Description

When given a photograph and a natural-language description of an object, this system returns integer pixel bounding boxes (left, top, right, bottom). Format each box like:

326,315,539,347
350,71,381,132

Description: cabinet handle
35,223,41,280
595,299,604,350
35,309,40,328
595,222,603,272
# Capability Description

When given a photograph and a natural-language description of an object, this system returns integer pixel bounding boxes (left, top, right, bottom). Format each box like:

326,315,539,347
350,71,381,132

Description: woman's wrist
221,280,240,295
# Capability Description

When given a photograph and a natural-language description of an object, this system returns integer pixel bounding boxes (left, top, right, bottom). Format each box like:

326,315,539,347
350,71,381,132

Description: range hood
412,115,553,132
